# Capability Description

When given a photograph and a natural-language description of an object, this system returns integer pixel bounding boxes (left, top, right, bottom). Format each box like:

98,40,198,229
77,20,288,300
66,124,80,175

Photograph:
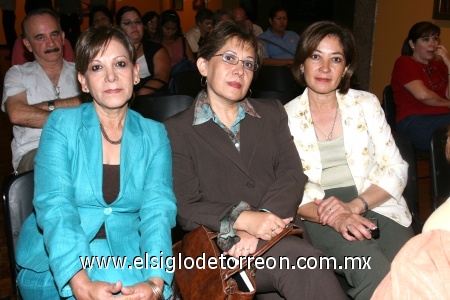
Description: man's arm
5,92,82,128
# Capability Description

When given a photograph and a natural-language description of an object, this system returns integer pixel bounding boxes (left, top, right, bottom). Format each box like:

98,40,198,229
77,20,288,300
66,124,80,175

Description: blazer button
104,207,112,215
246,181,255,188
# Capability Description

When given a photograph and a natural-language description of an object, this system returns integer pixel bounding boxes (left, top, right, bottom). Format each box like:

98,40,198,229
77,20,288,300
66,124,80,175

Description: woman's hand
121,277,164,300
233,211,291,240
224,230,259,258
329,213,377,241
315,197,355,225
435,45,450,66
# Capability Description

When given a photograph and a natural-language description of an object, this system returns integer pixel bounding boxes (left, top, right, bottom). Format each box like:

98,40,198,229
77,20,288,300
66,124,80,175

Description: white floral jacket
285,88,412,227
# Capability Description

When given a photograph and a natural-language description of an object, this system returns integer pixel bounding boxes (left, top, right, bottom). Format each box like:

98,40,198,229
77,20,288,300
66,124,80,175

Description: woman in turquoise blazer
15,27,176,299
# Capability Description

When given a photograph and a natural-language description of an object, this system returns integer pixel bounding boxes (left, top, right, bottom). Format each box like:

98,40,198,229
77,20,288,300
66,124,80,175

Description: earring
134,80,139,85
301,70,304,76
246,88,252,99
200,76,207,87
83,86,88,93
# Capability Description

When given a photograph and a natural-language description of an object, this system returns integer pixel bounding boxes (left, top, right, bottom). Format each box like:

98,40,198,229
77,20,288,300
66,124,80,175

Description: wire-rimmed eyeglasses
213,53,259,71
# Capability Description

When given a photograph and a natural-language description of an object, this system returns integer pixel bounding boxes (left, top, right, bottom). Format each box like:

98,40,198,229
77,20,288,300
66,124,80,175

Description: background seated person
232,7,263,36
11,35,74,66
15,26,177,299
142,11,159,40
117,6,171,96
184,8,214,58
89,5,114,28
154,9,196,80
3,9,81,173
259,5,299,67
391,21,450,151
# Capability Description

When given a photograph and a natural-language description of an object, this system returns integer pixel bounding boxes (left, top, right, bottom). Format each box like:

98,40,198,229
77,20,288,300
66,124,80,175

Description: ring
271,231,275,237
330,209,334,213
244,248,249,251
346,224,352,229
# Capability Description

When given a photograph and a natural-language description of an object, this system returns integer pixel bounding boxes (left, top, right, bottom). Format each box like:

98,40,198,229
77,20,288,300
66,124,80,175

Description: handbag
172,224,303,299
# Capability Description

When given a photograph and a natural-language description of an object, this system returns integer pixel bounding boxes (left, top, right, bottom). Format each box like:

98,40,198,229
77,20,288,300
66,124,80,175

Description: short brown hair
292,20,357,95
198,20,263,72
75,26,136,75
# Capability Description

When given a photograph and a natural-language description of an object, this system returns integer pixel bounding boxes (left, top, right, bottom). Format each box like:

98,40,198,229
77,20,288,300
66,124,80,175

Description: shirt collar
192,90,261,126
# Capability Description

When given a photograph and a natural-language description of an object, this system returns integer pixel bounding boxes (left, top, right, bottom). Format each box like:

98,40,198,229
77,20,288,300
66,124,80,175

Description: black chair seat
130,94,194,122
3,170,35,298
172,70,203,98
430,125,450,210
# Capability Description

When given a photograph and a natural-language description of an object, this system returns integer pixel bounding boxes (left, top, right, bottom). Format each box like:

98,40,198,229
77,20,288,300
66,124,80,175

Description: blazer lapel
79,105,104,205
117,112,142,200
194,120,252,178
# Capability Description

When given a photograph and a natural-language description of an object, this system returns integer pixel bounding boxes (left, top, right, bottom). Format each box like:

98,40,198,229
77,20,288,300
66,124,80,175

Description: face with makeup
300,35,348,97
197,37,256,104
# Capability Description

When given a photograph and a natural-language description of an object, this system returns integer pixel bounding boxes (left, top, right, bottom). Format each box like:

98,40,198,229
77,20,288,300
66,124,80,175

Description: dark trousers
2,10,17,53
254,234,348,299
397,113,450,150
60,13,81,49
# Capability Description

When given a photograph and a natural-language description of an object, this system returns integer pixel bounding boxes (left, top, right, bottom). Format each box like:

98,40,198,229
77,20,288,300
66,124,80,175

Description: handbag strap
223,223,303,280
259,37,296,57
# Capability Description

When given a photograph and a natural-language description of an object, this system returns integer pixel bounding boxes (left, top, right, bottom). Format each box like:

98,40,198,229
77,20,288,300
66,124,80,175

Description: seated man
258,5,299,66
184,8,213,58
2,8,81,173
11,35,74,66
232,7,263,36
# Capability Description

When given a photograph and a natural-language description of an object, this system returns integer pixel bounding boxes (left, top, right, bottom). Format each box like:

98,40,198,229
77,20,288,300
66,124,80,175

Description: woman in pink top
391,22,450,150
155,10,196,76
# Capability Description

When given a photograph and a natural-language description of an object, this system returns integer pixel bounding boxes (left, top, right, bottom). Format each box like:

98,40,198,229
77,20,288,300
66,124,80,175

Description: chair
250,66,304,105
2,170,35,298
382,85,396,131
130,94,194,122
172,70,203,98
430,125,450,210
393,133,423,234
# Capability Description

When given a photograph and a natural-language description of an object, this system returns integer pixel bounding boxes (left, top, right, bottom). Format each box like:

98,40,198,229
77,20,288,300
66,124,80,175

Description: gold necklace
312,104,339,141
100,123,122,145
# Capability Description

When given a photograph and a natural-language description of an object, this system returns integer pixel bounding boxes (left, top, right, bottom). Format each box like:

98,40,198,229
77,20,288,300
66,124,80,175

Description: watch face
48,101,55,111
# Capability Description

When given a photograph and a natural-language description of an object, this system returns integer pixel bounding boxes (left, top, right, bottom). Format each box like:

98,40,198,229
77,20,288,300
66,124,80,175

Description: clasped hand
226,211,292,258
315,198,376,241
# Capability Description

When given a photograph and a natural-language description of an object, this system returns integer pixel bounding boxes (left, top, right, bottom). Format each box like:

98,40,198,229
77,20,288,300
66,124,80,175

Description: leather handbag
172,224,303,299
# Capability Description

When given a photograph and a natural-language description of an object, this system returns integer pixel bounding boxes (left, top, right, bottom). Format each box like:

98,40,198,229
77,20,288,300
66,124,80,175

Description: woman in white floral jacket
284,21,414,300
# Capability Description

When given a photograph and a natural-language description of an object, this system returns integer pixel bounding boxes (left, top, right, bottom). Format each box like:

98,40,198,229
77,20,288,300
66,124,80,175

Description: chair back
430,125,450,209
2,170,34,295
382,85,396,131
130,94,194,122
393,133,422,233
172,70,203,98
250,66,304,105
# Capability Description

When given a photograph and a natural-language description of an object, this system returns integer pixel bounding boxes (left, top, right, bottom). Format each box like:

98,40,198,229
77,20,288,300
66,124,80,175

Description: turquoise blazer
16,103,177,298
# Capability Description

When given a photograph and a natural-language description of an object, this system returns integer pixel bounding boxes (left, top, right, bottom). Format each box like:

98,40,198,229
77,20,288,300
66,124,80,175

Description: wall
371,0,450,99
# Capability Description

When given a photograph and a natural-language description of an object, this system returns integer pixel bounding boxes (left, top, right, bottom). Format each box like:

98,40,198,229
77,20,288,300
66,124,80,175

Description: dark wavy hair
75,26,136,75
89,5,114,27
401,22,440,56
292,20,357,95
198,20,263,74
156,9,182,41
116,6,142,26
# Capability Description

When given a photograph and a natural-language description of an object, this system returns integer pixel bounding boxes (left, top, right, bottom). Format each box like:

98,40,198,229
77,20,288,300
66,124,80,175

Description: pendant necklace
312,104,339,141
100,123,122,145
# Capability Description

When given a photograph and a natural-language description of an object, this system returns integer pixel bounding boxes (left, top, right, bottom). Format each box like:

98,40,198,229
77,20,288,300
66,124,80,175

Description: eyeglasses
121,20,142,27
423,66,445,90
213,53,258,71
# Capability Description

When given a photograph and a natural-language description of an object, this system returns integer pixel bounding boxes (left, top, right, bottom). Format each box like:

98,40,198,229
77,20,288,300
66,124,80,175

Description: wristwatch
48,101,55,111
